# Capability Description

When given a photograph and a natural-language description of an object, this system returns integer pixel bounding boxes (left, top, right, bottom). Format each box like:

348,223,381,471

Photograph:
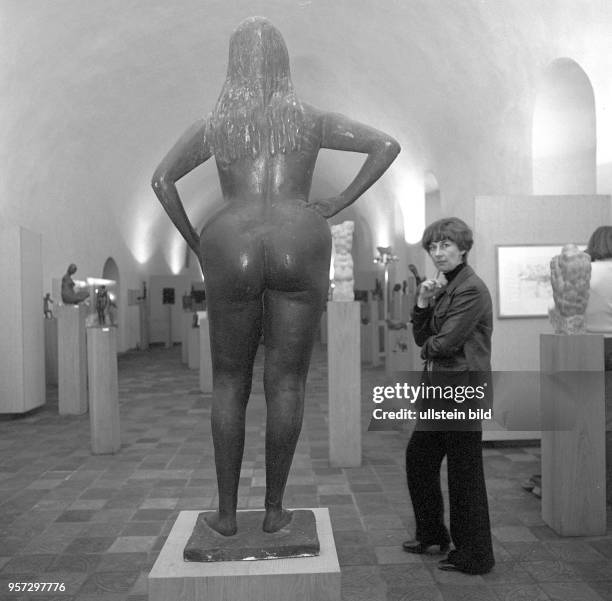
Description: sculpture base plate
184,510,319,562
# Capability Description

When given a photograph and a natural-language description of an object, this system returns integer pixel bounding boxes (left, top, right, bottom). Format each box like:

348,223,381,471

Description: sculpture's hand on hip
190,234,202,257
308,197,344,219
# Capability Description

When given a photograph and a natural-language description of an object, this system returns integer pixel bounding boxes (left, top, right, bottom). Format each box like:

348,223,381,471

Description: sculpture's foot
263,508,293,533
204,511,237,537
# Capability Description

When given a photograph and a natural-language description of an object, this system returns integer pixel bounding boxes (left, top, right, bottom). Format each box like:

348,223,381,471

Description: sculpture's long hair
206,17,305,164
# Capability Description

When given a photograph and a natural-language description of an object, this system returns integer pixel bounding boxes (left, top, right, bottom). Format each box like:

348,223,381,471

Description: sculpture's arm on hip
310,111,400,218
151,119,212,256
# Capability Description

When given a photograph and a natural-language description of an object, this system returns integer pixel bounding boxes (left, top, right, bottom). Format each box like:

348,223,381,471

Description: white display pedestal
138,298,150,351
188,326,200,370
149,509,340,601
57,303,88,415
182,312,193,364
385,326,413,373
199,313,212,394
368,299,382,367
0,226,45,413
87,326,120,454
165,303,173,349
327,301,361,468
44,317,58,386
540,334,606,536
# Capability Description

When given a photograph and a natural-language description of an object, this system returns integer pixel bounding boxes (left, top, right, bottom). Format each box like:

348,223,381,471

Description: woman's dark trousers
406,429,495,574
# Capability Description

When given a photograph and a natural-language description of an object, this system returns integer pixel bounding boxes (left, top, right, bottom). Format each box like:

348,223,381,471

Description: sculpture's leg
261,288,324,533
205,296,263,536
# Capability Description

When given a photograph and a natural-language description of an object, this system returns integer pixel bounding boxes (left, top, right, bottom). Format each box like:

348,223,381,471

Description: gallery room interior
1,1,612,600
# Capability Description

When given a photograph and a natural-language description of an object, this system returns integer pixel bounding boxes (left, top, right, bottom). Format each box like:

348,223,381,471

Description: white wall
149,275,190,344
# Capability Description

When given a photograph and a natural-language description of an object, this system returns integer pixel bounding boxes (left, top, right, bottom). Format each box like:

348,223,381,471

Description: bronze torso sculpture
152,17,400,536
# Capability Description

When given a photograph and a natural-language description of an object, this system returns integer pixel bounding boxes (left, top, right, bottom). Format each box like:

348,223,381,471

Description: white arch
532,58,596,194
424,170,442,224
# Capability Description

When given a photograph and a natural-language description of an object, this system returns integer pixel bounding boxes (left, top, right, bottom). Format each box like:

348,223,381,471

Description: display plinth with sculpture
149,509,339,601
149,15,399,569
57,302,88,415
540,243,605,535
58,264,89,416
87,324,120,454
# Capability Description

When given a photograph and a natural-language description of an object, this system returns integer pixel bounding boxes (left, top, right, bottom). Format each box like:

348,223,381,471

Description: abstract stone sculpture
61,264,90,305
331,220,355,301
151,16,399,539
548,243,591,334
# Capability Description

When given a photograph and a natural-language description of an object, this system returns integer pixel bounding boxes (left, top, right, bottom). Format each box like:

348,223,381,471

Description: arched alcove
424,171,442,225
532,58,596,194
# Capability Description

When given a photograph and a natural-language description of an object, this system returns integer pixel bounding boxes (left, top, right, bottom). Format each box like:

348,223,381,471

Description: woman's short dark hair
586,226,612,261
421,217,474,257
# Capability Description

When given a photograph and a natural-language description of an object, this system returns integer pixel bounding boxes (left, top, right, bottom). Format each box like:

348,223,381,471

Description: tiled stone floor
1,343,611,601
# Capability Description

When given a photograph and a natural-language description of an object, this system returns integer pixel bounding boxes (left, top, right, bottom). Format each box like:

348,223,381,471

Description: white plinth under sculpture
44,317,58,386
182,311,193,364
57,303,88,415
188,325,200,371
87,326,120,454
138,297,150,351
327,301,361,467
149,509,340,601
199,312,213,393
540,333,606,535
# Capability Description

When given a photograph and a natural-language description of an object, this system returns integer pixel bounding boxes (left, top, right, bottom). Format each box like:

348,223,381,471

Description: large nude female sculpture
152,17,400,536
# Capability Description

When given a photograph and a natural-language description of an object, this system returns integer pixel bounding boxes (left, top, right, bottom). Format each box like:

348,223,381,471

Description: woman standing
584,226,612,506
585,226,612,336
403,217,495,575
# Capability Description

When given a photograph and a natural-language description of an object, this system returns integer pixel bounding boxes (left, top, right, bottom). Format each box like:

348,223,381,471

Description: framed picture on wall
496,244,586,318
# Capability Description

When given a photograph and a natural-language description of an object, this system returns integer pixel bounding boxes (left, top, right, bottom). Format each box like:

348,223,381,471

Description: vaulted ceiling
3,0,612,278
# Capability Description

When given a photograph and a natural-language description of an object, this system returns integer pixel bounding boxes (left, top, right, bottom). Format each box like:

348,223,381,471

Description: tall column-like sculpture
331,221,355,301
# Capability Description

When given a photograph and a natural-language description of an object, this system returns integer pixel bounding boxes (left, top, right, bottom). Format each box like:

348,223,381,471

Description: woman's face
428,239,465,273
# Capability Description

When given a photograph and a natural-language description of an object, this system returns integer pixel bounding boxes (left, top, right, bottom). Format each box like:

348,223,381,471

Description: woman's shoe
438,562,462,572
402,541,450,554
438,556,493,575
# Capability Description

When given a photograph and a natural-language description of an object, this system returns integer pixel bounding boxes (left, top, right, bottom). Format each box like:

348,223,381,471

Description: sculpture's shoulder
300,102,324,133
300,102,322,121
302,103,348,133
